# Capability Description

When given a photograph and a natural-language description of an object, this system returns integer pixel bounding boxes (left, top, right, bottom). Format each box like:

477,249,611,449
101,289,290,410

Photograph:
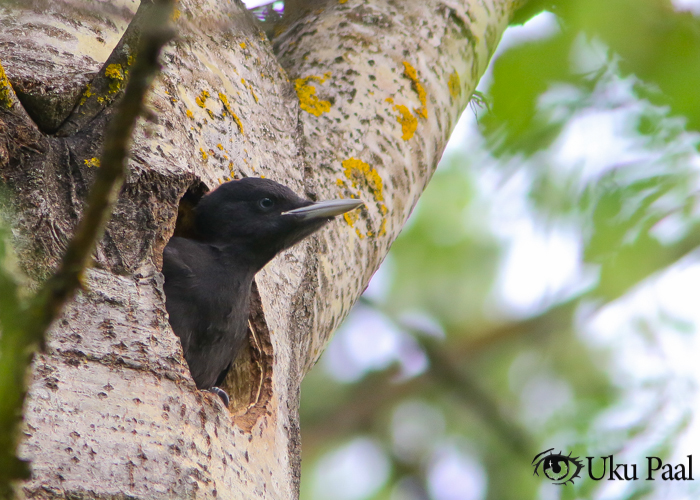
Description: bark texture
0,0,517,498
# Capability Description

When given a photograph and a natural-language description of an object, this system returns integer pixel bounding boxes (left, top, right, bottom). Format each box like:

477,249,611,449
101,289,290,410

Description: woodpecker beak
283,199,364,220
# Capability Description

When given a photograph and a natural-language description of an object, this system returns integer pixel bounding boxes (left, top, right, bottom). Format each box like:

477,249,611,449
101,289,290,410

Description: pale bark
0,0,517,498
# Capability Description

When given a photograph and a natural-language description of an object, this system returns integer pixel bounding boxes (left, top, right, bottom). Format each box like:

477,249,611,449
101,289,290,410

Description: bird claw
208,387,230,407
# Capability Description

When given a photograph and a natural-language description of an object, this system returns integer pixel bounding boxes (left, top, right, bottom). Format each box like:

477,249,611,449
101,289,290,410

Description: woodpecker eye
259,198,275,209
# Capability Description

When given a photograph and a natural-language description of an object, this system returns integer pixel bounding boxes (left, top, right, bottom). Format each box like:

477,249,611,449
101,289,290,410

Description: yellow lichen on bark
342,158,384,202
402,61,427,119
218,92,232,113
343,211,358,227
195,90,210,108
385,66,425,140
295,73,332,116
79,84,94,106
219,92,244,134
105,64,126,94
0,61,13,109
84,157,101,168
448,70,461,98
231,111,244,133
105,64,124,80
393,104,417,140
241,78,259,103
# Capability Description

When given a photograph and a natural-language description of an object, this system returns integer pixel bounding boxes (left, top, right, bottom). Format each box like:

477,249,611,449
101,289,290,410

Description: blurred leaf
386,159,501,329
480,32,580,155
581,162,699,300
0,224,21,332
0,219,31,487
486,0,700,156
561,0,700,132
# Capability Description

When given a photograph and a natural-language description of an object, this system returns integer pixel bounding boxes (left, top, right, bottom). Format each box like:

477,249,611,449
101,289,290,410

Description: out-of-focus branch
0,224,25,486
358,297,534,457
453,298,579,358
349,224,700,456
0,0,175,493
417,336,533,458
451,223,700,358
302,345,532,459
302,370,429,452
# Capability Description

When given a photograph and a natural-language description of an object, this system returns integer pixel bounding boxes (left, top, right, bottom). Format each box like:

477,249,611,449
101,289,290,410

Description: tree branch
56,1,155,137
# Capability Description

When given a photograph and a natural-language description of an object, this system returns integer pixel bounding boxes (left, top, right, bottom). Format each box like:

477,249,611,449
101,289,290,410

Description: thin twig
0,0,175,492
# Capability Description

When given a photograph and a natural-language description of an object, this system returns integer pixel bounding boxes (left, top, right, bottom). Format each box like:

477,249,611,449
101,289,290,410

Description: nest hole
223,280,274,429
168,181,273,428
172,181,209,239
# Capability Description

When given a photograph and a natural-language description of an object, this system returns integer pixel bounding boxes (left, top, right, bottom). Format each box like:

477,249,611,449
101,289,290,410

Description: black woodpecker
162,177,363,405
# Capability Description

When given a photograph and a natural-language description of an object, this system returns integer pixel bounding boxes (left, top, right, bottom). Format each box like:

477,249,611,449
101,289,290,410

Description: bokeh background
253,1,700,499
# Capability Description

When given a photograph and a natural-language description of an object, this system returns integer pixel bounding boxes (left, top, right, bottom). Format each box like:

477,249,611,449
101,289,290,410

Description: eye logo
532,448,585,485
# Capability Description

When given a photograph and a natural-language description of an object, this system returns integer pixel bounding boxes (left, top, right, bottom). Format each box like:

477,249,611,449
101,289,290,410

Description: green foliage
485,0,700,153
481,32,581,155
575,152,698,296
386,159,501,330
0,218,31,491
301,1,700,499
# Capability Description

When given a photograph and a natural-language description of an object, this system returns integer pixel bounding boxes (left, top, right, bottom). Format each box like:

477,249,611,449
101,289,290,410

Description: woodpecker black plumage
162,177,363,404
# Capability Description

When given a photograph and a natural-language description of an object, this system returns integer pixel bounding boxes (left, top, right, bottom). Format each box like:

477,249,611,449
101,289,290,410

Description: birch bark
0,0,517,497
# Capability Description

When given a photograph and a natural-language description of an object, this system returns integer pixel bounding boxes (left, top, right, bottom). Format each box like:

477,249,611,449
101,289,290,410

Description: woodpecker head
191,177,363,266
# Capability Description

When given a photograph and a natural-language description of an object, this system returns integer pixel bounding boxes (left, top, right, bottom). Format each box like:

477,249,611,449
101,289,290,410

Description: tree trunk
0,0,516,497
